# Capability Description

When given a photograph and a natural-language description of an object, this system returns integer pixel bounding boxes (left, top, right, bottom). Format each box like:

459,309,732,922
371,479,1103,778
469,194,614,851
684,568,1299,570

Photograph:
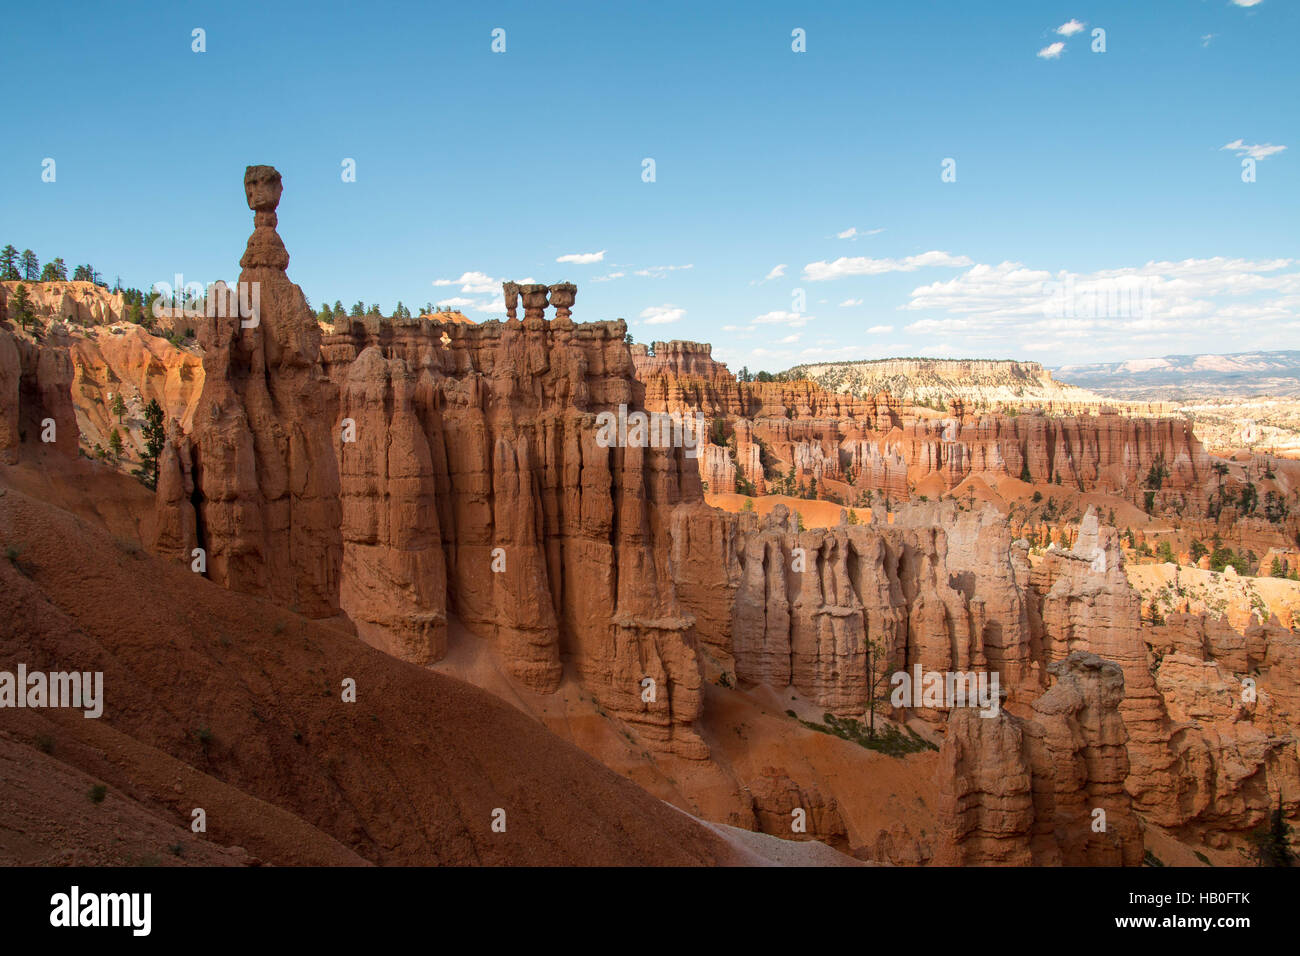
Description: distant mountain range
1053,351,1300,400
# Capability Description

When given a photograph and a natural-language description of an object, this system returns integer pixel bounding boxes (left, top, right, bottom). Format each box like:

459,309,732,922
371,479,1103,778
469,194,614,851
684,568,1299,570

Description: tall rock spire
162,165,343,617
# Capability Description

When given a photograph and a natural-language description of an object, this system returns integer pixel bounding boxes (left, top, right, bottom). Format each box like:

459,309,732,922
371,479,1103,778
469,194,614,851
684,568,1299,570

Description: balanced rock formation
154,173,714,759
160,166,342,617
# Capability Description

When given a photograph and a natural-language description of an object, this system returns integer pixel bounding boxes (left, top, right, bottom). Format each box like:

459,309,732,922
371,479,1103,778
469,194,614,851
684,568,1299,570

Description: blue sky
2,0,1295,372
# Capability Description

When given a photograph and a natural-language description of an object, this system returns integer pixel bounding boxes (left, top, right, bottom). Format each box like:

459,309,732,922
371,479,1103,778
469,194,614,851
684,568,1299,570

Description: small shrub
89,784,108,803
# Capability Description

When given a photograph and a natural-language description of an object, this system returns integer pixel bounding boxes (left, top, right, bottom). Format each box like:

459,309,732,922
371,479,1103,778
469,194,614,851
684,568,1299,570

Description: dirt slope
0,460,754,866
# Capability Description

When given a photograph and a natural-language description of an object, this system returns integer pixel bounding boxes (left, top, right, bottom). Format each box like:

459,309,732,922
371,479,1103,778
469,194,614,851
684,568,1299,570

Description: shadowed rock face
0,325,77,465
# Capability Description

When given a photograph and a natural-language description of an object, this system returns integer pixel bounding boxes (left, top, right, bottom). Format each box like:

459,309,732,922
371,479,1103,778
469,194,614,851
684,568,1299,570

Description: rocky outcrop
0,324,78,463
1029,508,1182,826
337,347,447,662
0,280,125,326
320,301,709,757
674,501,1039,719
936,651,1142,865
748,766,848,847
1144,612,1300,840
0,328,20,462
630,340,733,382
152,420,197,561
785,356,1177,417
70,325,204,460
1029,652,1142,865
637,343,1216,514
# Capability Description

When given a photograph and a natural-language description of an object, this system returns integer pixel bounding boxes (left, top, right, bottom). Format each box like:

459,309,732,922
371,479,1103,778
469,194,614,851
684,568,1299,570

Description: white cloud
722,324,755,333
432,270,502,294
1037,42,1066,59
437,295,506,313
556,250,606,264
803,251,972,281
839,298,864,307
1056,19,1086,36
423,269,530,295
1221,139,1287,161
899,256,1300,352
764,263,787,281
836,227,885,240
1232,0,1263,7
592,272,625,282
634,264,693,278
640,304,685,325
1201,33,1215,47
776,333,801,344
867,325,894,334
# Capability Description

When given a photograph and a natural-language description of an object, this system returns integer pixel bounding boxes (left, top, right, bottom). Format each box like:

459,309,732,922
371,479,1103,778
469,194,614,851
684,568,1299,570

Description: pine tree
111,392,126,424
333,300,344,317
1240,795,1295,867
9,282,33,330
132,399,166,490
864,636,891,739
0,245,18,280
108,427,124,459
48,257,67,280
20,249,39,281
350,301,364,317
